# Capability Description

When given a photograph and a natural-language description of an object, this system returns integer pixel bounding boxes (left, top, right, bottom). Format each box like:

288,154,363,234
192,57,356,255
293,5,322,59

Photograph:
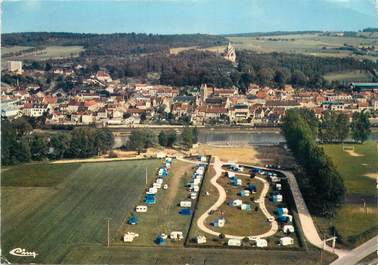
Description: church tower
223,42,236,63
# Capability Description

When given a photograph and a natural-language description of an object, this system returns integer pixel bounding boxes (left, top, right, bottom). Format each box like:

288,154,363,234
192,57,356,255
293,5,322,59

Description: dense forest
2,32,228,56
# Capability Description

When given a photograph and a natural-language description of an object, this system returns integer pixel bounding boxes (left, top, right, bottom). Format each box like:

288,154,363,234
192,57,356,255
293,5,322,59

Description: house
6,61,23,74
230,103,250,122
22,103,50,117
96,71,112,82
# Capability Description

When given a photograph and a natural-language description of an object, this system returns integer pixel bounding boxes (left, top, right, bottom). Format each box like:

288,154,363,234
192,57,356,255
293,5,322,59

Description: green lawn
314,142,378,248
1,159,161,264
324,70,372,82
322,142,377,197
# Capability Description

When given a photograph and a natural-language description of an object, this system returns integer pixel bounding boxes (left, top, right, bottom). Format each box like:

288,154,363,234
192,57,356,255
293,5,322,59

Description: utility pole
145,167,148,186
105,217,112,247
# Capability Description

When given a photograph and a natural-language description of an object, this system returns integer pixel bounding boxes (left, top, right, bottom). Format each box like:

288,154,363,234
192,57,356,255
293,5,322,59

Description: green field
314,141,378,248
225,34,378,61
2,45,84,62
324,70,373,82
1,159,161,264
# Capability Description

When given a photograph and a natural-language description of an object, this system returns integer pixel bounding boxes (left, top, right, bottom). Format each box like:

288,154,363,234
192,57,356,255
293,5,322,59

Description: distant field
2,45,84,61
1,159,161,264
314,141,378,248
324,70,373,82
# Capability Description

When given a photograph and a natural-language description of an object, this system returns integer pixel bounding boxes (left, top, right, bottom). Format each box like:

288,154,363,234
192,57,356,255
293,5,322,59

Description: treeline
2,32,228,56
125,127,198,153
319,111,371,143
282,109,345,216
1,118,114,165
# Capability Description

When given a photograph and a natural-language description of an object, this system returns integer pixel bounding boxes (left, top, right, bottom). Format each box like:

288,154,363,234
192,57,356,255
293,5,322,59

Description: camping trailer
227,238,242,246
275,183,282,191
241,203,252,211
135,205,148,212
196,235,207,244
169,231,184,240
283,225,295,233
280,236,294,246
240,189,250,197
232,199,242,207
123,232,139,242
255,238,268,248
190,192,197,200
180,201,192,208
163,184,168,190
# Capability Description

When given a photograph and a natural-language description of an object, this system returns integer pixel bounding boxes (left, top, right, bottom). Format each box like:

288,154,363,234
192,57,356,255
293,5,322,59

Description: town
2,49,378,127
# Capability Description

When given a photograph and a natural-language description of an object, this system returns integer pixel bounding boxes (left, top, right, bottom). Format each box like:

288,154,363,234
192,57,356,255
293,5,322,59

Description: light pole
105,217,112,247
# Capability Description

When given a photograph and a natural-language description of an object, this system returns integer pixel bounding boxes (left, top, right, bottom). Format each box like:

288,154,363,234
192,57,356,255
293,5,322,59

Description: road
196,157,278,239
329,236,377,265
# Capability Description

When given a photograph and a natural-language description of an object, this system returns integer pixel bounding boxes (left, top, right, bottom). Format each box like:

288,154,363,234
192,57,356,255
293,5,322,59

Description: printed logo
9,248,38,258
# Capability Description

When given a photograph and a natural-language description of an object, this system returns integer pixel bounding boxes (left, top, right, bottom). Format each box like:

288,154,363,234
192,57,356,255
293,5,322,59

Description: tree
181,126,193,149
94,128,114,154
351,111,371,143
335,113,350,142
319,111,338,143
49,133,71,160
274,68,291,88
158,131,168,147
67,127,97,158
30,135,48,160
257,67,274,86
126,129,156,154
192,126,199,144
291,70,307,87
166,130,177,147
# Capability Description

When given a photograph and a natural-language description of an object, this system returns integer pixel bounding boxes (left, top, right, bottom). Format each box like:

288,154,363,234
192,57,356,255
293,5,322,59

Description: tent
276,207,288,216
145,194,156,205
128,215,138,225
272,194,283,203
179,208,192,215
247,184,257,192
155,235,167,245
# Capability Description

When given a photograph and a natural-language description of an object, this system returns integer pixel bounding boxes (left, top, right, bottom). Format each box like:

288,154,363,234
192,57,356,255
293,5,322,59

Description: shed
280,236,294,246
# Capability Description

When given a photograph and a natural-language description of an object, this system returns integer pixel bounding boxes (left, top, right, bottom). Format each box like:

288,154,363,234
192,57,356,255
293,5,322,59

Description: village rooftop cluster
2,59,378,126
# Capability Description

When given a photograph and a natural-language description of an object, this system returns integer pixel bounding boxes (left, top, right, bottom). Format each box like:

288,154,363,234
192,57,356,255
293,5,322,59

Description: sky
2,0,378,34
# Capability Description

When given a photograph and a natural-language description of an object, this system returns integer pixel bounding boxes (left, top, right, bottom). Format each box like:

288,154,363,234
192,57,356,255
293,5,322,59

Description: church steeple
223,42,236,63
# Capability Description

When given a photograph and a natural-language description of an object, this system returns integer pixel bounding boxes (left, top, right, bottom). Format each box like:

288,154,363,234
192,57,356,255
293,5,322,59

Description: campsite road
196,157,278,239
329,236,377,265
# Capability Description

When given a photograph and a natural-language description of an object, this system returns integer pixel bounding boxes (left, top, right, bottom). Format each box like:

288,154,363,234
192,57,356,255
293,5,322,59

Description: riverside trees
282,109,346,216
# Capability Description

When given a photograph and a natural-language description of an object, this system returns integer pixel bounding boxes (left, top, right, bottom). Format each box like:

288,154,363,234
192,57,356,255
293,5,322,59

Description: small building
280,236,294,246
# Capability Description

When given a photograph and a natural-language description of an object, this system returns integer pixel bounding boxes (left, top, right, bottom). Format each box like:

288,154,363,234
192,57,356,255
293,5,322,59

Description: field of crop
225,34,377,60
116,159,195,247
1,159,162,264
314,141,378,248
2,45,84,62
324,70,372,82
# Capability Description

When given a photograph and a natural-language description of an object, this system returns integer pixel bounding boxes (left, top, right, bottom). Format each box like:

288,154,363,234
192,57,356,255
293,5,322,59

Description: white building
6,61,23,74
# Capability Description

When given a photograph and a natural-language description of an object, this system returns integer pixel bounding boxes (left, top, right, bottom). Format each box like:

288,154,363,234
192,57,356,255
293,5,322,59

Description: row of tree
319,111,371,143
126,127,198,153
282,109,346,216
1,118,114,165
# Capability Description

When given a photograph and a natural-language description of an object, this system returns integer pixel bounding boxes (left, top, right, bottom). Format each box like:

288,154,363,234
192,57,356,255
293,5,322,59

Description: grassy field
116,160,195,247
62,245,336,265
324,70,373,82
314,141,378,248
1,159,162,264
225,34,377,61
2,45,84,62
